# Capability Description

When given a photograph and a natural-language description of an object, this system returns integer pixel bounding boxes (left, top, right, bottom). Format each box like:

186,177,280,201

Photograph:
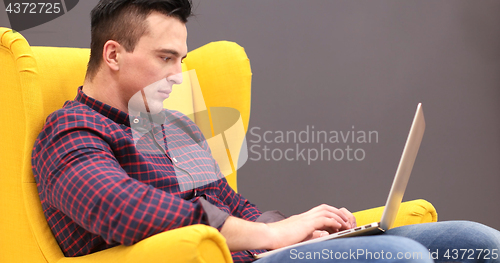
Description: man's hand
309,207,357,239
220,204,356,252
266,204,356,250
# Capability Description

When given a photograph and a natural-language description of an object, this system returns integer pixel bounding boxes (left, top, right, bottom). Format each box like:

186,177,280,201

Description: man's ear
102,40,122,71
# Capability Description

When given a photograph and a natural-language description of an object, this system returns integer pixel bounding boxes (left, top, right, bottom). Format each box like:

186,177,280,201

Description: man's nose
167,72,183,85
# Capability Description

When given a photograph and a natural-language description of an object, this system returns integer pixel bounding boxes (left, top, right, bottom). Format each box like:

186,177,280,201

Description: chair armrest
352,199,438,228
57,224,232,263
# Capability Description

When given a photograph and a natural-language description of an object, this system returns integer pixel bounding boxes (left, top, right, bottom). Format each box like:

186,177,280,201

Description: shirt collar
75,86,166,129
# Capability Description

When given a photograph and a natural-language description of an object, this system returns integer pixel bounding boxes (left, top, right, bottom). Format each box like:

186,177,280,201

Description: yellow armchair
0,27,437,263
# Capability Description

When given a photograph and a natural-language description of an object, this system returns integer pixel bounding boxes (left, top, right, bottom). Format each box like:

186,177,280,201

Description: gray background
1,0,499,230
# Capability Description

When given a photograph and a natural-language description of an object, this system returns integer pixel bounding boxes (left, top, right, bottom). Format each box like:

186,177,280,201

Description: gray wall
2,0,499,230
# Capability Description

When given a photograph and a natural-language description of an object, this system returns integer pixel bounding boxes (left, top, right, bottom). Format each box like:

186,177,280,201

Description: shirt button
133,118,140,124
172,157,178,163
193,190,197,197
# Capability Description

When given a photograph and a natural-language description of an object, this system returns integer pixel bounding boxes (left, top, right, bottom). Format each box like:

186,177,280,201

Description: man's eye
162,57,171,61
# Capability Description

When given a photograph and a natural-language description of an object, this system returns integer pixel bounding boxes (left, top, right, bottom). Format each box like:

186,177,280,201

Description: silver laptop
254,103,426,259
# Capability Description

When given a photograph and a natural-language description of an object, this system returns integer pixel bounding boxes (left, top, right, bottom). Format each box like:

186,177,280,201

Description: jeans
255,221,500,262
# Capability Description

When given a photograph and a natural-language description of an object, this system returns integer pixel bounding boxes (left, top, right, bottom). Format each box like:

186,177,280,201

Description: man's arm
216,174,263,221
221,204,356,251
33,129,211,246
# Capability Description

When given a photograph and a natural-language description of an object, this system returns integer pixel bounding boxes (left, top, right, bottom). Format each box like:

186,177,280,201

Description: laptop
254,103,426,259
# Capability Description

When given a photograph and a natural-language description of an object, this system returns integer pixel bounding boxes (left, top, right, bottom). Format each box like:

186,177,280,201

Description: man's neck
82,75,129,113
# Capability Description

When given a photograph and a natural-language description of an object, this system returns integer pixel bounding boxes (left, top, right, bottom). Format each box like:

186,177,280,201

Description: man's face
121,12,188,115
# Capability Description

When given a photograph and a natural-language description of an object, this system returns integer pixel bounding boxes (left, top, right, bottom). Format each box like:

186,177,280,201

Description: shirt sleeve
255,210,287,223
199,197,230,229
214,165,263,222
35,128,210,246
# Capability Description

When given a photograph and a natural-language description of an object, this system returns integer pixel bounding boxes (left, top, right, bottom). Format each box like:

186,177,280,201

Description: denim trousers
255,221,500,262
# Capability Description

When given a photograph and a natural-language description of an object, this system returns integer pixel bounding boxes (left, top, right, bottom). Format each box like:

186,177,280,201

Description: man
32,0,500,262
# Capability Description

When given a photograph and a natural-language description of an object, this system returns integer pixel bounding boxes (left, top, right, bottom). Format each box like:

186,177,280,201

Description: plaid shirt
32,87,264,262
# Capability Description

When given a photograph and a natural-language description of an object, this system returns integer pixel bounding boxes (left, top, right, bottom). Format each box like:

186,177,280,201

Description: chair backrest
0,27,251,262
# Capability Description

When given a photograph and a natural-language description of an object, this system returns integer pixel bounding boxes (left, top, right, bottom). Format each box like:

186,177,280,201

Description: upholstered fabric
0,27,437,263
353,199,438,227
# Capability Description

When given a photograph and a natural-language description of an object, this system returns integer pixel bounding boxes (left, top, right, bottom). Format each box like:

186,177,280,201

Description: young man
32,1,500,262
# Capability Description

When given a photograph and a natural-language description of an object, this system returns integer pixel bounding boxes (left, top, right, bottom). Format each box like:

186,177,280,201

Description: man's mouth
157,90,171,99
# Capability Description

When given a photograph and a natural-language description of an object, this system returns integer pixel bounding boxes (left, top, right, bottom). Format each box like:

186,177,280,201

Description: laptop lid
379,103,425,230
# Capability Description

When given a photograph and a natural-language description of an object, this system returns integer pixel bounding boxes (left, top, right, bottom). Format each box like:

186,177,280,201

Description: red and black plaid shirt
32,87,263,262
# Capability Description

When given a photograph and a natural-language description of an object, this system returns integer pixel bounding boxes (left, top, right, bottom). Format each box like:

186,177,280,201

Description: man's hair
86,0,193,80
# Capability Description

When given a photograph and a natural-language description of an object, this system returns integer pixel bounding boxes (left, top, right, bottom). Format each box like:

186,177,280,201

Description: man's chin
146,101,166,115
129,96,165,114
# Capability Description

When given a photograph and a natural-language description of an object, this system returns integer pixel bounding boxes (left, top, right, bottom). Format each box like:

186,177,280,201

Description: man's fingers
339,207,357,228
304,204,355,233
314,212,350,232
311,204,349,223
311,230,329,239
